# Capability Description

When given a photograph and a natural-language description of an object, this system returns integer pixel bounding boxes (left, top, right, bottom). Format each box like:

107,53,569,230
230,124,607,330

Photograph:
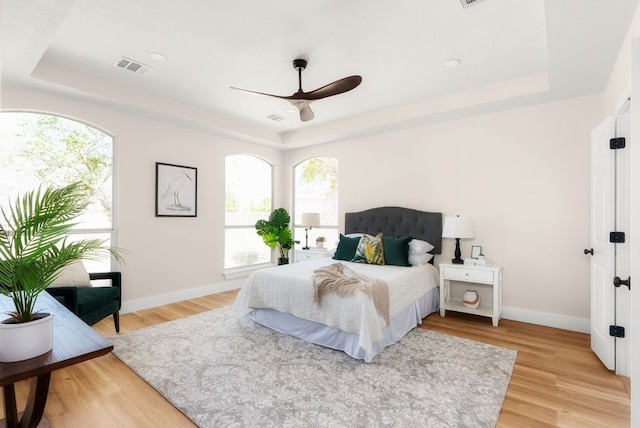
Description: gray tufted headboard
344,206,442,255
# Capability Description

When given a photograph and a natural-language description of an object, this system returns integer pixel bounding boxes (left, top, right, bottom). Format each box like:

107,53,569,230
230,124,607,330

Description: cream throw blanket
312,262,390,325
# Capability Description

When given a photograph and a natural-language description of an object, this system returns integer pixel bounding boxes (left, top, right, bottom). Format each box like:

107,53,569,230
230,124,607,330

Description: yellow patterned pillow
352,233,385,265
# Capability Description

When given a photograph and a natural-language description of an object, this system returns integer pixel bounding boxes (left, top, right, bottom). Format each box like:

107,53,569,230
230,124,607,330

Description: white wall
285,94,602,330
2,84,283,310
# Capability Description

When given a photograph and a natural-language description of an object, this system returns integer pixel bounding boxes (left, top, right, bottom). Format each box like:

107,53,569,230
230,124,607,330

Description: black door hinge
610,232,626,243
610,137,626,149
610,325,625,338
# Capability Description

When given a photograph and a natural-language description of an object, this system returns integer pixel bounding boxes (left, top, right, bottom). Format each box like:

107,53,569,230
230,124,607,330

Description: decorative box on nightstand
439,262,503,326
294,248,330,263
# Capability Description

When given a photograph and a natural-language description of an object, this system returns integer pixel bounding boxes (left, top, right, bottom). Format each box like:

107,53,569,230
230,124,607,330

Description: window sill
223,262,276,280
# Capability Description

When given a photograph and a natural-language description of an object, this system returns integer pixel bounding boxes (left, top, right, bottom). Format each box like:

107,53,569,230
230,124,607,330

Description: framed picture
471,245,482,259
155,162,197,217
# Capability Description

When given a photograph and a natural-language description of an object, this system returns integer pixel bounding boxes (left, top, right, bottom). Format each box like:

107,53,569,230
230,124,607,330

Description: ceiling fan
231,59,362,122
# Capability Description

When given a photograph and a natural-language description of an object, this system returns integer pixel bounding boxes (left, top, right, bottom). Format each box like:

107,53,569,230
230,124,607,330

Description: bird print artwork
156,163,197,217
162,171,193,211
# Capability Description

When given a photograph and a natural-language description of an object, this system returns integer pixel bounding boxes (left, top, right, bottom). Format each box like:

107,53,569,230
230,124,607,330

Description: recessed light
443,58,461,68
148,52,167,61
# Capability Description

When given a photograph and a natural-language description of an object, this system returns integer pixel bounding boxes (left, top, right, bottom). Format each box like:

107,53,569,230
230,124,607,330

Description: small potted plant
316,236,327,248
255,208,299,265
0,183,124,362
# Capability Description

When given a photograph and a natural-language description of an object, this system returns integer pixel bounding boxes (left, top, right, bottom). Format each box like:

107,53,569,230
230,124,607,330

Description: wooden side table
0,292,113,428
439,262,503,326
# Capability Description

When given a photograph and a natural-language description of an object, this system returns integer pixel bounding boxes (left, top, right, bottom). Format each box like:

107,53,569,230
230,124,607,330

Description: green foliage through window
300,157,338,189
0,113,113,222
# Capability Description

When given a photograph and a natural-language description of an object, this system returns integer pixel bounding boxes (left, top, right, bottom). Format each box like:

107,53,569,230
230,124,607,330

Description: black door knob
613,276,631,290
584,248,594,255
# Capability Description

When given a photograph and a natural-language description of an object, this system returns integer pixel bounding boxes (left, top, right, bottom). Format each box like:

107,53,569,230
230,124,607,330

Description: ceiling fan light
148,52,167,61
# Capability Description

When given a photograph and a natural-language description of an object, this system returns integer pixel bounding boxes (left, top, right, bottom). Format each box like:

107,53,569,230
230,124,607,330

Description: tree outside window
0,112,115,271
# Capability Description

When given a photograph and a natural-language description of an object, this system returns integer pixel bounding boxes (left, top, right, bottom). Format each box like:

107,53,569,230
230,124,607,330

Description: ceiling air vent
459,0,486,8
113,57,153,76
266,114,286,122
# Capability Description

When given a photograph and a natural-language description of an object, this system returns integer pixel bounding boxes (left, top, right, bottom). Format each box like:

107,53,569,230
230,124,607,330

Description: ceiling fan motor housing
293,59,307,71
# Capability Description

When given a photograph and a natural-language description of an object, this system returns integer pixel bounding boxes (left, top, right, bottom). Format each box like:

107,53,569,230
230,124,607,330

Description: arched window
0,112,115,271
224,154,272,269
293,157,338,252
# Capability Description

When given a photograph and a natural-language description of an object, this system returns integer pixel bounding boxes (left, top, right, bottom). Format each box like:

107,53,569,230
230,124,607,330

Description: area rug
110,307,516,428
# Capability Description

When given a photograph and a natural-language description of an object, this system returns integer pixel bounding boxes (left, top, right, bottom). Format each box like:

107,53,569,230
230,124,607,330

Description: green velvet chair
46,271,122,332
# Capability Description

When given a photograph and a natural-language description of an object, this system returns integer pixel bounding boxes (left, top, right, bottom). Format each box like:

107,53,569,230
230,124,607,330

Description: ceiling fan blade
302,75,362,100
230,86,290,100
235,75,362,102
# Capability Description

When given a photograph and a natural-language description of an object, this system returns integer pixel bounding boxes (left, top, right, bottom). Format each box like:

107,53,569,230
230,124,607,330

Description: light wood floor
2,289,630,427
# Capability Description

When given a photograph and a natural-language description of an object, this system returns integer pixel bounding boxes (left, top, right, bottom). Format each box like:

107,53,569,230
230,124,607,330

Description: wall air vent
459,0,486,8
113,57,153,76
266,114,286,122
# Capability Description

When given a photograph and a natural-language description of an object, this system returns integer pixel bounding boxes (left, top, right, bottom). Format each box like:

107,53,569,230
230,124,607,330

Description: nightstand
294,248,329,263
439,262,503,326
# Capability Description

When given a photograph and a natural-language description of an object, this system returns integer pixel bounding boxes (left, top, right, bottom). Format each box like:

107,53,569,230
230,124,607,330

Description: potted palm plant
0,183,123,362
255,207,298,265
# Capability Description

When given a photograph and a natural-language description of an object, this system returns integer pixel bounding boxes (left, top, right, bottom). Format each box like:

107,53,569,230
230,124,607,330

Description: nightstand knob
584,248,594,256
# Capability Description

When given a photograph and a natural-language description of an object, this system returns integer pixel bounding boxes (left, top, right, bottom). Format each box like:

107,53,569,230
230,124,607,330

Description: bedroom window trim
293,156,339,251
224,154,273,271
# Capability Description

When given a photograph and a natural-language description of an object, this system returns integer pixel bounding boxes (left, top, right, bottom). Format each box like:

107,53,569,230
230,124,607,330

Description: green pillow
383,236,411,267
352,233,385,265
332,234,361,261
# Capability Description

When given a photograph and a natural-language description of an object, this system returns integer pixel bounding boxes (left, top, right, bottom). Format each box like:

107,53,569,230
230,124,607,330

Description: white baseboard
121,284,591,335
502,306,590,334
120,279,244,314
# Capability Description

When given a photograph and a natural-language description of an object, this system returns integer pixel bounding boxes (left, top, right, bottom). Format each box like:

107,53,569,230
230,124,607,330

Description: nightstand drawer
442,266,494,283
297,252,317,261
295,249,329,262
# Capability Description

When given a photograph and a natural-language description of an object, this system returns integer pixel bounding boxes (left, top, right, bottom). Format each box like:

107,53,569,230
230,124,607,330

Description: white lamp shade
442,216,474,239
301,212,320,227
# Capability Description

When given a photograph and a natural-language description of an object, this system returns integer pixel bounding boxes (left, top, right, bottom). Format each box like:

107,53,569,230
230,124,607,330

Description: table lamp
301,212,320,250
442,215,474,264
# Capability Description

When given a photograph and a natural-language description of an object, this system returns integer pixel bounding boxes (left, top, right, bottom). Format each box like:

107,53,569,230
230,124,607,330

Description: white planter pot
0,313,54,362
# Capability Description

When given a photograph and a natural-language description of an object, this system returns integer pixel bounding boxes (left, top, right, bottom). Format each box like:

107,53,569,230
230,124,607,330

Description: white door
590,117,616,370
589,106,631,375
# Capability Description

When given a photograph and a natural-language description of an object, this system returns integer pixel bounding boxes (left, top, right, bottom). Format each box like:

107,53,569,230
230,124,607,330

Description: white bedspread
233,258,439,354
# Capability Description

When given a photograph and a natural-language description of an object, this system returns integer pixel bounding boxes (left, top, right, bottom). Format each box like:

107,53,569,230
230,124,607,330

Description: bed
233,206,442,362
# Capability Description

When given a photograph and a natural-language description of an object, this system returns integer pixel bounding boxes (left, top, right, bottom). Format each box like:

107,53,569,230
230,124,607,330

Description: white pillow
409,239,435,255
409,253,434,265
50,261,91,287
